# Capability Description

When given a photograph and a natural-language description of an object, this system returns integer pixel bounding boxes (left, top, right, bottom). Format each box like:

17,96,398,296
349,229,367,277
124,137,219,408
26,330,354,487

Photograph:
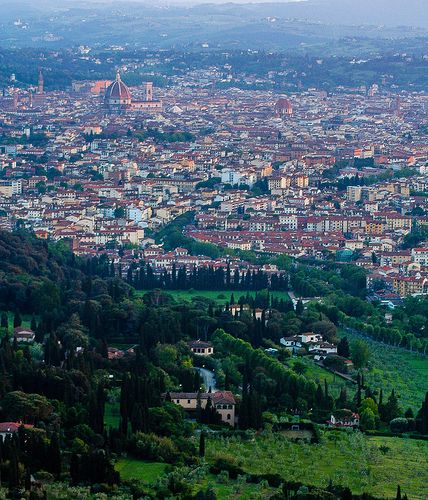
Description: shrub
390,418,409,433
210,456,245,479
247,473,283,487
129,432,181,464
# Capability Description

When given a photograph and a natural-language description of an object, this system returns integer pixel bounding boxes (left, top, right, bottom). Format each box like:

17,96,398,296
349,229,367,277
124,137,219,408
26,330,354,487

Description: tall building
38,70,44,94
146,81,153,101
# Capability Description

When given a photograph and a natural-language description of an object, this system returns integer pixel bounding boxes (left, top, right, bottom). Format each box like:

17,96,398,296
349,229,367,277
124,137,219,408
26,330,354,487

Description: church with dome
104,72,162,114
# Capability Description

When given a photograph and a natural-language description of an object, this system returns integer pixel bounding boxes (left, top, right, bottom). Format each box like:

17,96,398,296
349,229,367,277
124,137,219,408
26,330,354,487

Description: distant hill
0,0,426,49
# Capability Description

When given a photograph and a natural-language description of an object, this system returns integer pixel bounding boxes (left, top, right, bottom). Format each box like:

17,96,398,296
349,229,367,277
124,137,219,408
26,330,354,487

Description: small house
187,340,214,356
13,327,35,343
327,410,359,428
0,422,34,439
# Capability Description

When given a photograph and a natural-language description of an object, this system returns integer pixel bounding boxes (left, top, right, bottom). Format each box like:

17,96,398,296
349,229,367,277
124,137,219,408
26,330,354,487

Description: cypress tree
24,468,31,491
396,485,401,500
70,453,80,485
48,434,61,477
30,315,37,332
13,311,22,328
199,432,206,457
316,383,324,409
337,337,350,358
8,447,19,489
384,389,401,422
0,312,8,329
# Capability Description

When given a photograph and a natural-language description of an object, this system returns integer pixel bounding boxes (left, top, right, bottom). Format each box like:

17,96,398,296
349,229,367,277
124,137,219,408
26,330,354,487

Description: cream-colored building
187,340,214,356
167,391,236,426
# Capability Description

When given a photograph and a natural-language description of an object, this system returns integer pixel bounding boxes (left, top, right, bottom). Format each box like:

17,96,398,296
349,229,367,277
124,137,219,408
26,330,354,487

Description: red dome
275,98,293,117
276,98,292,110
104,72,132,101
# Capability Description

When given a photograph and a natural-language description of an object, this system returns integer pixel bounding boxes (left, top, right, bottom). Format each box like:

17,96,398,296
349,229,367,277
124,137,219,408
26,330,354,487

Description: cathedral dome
275,98,293,116
104,72,132,103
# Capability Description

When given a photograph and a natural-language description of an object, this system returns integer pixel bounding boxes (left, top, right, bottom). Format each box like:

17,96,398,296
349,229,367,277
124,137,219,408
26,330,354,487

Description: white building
221,169,242,186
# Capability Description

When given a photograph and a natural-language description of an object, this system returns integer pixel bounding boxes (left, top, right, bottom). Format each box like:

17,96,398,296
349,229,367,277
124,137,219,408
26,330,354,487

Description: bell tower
146,82,153,102
38,69,44,94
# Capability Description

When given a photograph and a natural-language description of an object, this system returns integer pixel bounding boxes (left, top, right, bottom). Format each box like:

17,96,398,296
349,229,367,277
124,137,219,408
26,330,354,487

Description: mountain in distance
0,0,426,49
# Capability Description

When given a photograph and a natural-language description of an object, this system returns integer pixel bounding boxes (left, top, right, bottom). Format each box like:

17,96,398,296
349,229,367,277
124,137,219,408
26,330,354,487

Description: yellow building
167,391,236,426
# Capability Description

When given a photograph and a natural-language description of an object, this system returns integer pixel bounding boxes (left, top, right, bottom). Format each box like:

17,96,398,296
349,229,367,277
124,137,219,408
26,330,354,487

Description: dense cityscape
0,1,427,499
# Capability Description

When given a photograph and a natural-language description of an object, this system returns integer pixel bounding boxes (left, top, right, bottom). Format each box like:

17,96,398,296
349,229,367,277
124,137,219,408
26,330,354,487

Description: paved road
195,367,217,392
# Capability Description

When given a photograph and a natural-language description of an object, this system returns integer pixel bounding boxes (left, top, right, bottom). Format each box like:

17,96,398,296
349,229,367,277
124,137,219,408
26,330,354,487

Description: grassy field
134,289,291,305
206,431,428,499
340,330,428,411
287,356,353,397
115,459,277,498
104,402,120,429
115,458,168,482
0,311,33,329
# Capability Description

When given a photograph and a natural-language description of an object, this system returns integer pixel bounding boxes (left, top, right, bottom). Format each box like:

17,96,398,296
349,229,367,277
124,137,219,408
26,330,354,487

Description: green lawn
104,402,120,429
134,289,291,305
340,330,428,411
0,311,33,331
115,458,168,482
206,432,428,499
